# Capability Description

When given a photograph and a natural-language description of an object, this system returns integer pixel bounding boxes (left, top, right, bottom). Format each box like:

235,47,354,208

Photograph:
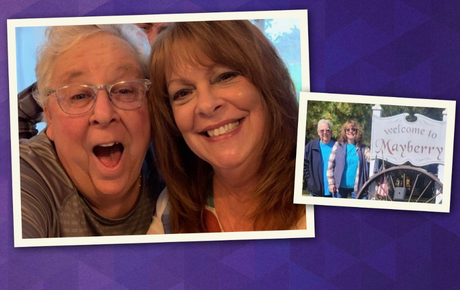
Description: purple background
1,0,459,289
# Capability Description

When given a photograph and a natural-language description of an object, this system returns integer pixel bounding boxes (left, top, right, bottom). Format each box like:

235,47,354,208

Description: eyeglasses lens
56,80,147,115
57,86,95,114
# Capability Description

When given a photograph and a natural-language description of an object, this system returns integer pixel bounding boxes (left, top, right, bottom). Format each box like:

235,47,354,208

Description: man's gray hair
317,119,332,130
34,24,151,109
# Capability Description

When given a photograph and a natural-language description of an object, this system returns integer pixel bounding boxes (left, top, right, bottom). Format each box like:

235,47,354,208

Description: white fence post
369,104,382,178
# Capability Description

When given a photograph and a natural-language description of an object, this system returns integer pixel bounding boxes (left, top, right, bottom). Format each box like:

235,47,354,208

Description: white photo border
8,10,314,247
294,92,455,213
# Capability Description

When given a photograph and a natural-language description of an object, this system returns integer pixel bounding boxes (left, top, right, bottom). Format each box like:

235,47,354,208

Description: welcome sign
371,113,446,166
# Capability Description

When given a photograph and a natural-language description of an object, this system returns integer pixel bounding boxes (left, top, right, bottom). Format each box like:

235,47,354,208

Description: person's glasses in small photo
346,128,357,133
319,129,331,134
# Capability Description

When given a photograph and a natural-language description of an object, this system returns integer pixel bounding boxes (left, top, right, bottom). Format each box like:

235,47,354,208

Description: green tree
380,105,444,121
304,101,445,147
305,101,373,145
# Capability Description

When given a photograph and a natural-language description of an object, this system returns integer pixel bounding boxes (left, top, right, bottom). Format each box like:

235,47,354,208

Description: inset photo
294,92,456,213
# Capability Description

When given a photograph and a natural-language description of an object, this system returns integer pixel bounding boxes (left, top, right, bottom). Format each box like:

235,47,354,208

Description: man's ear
44,106,54,141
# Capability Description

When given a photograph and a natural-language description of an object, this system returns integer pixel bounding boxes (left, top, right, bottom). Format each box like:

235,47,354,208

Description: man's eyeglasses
319,129,331,134
47,79,151,115
346,128,357,133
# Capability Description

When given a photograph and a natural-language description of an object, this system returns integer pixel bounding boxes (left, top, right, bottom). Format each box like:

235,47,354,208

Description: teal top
340,144,358,189
319,140,335,196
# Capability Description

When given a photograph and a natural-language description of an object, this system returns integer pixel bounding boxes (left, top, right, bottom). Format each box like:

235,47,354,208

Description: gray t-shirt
20,131,163,238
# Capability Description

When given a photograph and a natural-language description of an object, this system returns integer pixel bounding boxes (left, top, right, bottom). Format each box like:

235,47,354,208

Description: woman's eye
216,71,240,82
172,89,191,101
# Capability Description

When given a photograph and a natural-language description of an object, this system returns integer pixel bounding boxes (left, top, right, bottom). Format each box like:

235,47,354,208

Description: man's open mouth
93,142,124,168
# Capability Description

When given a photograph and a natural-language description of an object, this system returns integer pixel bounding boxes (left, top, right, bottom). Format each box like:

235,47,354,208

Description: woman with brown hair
146,20,305,233
327,120,370,199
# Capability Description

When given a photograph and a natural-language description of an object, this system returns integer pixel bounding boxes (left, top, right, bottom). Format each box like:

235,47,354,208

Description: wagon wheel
356,165,443,203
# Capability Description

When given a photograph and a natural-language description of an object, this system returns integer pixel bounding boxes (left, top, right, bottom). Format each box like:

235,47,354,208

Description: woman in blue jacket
327,120,370,199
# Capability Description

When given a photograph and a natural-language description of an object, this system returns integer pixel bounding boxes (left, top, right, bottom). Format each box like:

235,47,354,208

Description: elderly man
18,23,166,140
20,24,163,238
303,119,335,197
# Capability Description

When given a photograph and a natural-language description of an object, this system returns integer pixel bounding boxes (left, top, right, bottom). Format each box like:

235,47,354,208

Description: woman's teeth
207,121,239,137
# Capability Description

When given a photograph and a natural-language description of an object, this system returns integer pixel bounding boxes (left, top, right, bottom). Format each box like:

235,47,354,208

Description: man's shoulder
20,131,79,238
20,131,54,157
20,132,67,175
306,138,320,149
20,131,75,197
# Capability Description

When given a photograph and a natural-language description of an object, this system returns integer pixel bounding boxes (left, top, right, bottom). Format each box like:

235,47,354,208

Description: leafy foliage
304,101,444,146
380,105,444,121
305,101,373,145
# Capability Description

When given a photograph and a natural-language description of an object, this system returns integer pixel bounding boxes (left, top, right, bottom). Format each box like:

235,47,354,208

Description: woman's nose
195,86,225,117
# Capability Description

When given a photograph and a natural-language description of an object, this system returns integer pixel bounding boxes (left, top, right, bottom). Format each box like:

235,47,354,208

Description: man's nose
89,88,119,126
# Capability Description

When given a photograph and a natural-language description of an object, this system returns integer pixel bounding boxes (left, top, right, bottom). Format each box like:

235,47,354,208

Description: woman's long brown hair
148,21,304,232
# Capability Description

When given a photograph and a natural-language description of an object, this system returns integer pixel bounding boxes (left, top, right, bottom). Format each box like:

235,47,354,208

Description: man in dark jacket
304,119,335,197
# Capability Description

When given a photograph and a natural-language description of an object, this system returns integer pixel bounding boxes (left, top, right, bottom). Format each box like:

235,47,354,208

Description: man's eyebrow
116,64,143,76
56,65,143,85
57,70,84,85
